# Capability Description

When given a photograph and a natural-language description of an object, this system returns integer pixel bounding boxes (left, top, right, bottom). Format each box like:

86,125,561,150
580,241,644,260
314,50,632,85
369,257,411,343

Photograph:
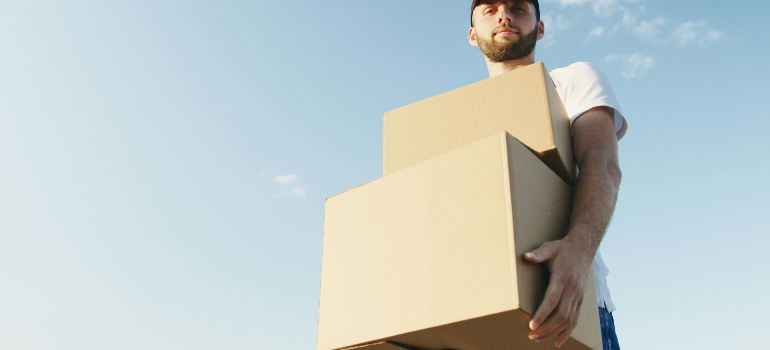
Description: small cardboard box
383,62,575,184
319,133,601,350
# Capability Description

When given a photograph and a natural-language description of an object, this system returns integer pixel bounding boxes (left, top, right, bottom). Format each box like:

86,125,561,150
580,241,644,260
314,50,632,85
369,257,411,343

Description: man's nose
497,6,512,24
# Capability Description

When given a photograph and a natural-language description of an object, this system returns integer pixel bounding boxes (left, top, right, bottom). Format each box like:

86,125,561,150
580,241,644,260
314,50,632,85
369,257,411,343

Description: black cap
471,0,540,26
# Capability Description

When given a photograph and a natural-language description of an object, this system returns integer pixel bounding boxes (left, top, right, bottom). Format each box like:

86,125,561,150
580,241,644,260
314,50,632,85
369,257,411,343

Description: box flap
543,64,576,183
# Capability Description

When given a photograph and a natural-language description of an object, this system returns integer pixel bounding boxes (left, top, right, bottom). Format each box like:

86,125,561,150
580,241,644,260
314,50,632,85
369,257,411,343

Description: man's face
469,1,543,62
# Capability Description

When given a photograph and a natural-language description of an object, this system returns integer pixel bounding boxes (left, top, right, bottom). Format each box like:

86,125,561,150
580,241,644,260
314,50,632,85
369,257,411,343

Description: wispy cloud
544,0,723,49
259,168,276,177
672,20,723,47
588,25,605,38
543,0,627,17
633,16,665,42
261,169,310,199
274,174,298,184
592,0,623,17
612,7,638,32
604,53,654,79
290,186,309,198
545,0,593,5
540,13,572,47
545,13,572,32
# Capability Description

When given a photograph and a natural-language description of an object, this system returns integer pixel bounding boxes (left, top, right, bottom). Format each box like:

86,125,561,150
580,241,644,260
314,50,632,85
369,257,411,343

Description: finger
531,293,576,341
535,317,570,344
529,275,564,331
554,320,578,348
555,296,583,347
525,243,555,263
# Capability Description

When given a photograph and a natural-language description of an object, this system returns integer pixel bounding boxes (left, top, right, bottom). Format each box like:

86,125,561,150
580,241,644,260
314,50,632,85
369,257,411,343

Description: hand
524,236,594,348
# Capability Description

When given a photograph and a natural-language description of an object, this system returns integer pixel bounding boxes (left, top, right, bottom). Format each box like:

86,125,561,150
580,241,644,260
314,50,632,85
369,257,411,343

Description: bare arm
524,106,622,347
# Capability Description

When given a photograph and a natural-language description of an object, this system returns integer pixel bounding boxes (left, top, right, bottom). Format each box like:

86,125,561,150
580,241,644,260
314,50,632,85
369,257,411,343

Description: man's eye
485,9,496,15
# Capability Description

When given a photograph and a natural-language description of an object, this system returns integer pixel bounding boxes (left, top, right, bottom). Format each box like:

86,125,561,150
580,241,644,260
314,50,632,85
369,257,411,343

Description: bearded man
468,1,627,349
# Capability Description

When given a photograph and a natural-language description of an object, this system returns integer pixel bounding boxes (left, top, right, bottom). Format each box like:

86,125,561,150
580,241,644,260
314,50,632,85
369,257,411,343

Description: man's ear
469,27,479,47
536,20,545,41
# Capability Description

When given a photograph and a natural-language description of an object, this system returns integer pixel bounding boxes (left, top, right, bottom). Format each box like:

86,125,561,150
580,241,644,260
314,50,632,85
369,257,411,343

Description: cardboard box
342,342,410,350
383,62,575,184
319,133,601,350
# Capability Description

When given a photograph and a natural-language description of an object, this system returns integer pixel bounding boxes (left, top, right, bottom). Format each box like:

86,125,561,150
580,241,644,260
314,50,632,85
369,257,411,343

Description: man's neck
485,53,536,78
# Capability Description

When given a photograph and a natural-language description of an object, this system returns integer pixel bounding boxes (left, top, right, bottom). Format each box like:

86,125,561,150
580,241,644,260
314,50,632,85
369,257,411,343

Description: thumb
525,244,554,263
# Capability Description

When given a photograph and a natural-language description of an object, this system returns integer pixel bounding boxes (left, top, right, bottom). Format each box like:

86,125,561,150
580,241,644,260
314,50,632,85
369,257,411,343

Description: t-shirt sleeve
555,62,628,140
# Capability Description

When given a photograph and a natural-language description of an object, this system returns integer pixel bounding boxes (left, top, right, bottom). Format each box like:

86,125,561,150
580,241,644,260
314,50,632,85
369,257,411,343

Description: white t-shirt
549,62,627,312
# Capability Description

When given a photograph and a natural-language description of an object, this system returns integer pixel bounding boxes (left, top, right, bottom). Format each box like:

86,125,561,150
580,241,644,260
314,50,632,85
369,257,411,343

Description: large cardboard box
319,133,601,350
383,62,575,184
343,342,410,350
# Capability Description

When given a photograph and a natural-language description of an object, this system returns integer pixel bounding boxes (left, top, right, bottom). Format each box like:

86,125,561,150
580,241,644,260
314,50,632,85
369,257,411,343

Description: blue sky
1,0,768,349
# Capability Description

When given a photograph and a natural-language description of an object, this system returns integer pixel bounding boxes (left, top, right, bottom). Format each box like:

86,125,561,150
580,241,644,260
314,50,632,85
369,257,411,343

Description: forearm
524,149,622,345
523,86,624,347
565,145,622,259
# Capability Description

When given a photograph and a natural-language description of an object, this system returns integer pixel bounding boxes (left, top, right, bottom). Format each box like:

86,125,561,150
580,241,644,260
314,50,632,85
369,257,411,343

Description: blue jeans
599,307,621,350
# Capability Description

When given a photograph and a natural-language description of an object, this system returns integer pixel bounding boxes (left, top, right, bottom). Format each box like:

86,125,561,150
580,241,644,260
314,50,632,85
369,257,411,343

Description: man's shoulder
549,61,604,84
548,61,627,140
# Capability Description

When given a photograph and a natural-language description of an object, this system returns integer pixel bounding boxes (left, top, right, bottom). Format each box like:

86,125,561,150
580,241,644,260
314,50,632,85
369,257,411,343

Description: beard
476,24,538,62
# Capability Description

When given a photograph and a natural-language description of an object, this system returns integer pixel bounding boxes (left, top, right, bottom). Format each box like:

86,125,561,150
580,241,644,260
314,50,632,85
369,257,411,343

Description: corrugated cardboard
341,342,411,350
319,133,601,350
383,62,575,184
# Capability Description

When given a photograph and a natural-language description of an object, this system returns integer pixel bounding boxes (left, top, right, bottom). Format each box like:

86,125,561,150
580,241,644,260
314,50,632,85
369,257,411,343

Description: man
468,1,626,349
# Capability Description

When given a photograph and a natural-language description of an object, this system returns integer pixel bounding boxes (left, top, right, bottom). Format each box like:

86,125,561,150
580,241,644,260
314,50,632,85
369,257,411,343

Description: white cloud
672,21,699,45
633,16,665,42
592,0,619,17
542,0,625,17
540,14,571,47
588,25,605,39
542,0,724,50
625,54,654,78
543,0,593,6
672,20,723,47
544,13,571,32
605,7,637,38
274,174,298,184
262,169,309,198
270,185,310,199
604,53,654,79
290,186,309,198
706,30,724,41
615,7,638,29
